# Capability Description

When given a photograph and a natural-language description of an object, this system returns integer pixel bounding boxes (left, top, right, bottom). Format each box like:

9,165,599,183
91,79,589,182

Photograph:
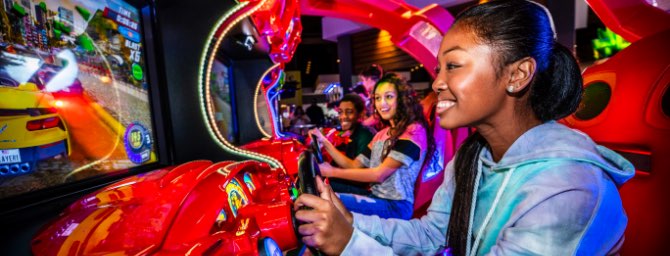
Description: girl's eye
446,63,459,70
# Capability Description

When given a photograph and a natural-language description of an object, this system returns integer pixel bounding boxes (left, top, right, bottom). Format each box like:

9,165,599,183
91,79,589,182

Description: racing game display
210,59,236,144
0,0,156,199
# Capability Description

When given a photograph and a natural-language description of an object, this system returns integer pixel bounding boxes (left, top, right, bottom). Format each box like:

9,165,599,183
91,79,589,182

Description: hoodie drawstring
467,166,517,256
465,160,484,256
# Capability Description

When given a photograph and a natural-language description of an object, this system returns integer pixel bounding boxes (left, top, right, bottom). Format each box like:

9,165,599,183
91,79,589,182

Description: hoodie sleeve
340,160,456,255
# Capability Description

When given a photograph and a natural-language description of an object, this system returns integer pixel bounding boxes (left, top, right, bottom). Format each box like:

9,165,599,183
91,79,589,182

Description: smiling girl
310,73,434,220
295,1,634,255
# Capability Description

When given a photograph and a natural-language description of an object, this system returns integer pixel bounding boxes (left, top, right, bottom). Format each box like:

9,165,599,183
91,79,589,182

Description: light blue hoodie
341,121,634,255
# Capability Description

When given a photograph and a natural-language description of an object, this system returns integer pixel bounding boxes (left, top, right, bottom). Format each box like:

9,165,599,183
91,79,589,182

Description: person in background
294,1,634,255
354,64,384,128
353,64,383,101
280,105,292,131
314,93,375,195
306,98,325,127
309,73,435,220
290,106,311,134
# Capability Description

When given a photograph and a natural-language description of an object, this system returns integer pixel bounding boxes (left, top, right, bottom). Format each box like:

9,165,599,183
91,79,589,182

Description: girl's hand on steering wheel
317,162,335,177
295,177,354,255
318,176,352,224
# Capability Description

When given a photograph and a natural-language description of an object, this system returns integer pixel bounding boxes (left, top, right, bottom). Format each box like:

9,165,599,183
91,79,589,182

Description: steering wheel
295,148,323,255
309,134,324,164
297,150,320,197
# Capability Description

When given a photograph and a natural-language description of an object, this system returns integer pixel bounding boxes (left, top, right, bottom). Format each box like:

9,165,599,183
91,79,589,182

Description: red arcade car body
31,160,302,255
240,137,306,177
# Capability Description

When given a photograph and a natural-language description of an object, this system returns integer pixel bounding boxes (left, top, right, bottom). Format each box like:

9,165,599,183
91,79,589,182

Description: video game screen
210,59,237,144
0,0,157,200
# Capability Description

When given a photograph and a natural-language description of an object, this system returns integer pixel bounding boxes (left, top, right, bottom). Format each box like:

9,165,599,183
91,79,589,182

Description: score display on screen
0,0,157,200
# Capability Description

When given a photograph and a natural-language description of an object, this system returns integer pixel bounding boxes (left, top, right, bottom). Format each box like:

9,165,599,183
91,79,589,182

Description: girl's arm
295,164,455,255
322,129,425,183
341,161,457,255
320,156,402,183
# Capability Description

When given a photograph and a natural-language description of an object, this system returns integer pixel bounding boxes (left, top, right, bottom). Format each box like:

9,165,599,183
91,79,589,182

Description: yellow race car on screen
0,77,71,177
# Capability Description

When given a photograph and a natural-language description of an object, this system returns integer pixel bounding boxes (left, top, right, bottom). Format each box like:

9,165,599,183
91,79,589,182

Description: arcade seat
563,29,670,255
412,121,470,218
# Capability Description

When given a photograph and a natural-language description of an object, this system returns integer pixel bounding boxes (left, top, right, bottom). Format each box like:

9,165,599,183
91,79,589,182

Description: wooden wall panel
351,29,419,74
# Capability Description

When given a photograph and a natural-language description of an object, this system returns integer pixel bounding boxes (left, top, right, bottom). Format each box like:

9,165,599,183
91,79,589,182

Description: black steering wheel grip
296,149,324,256
310,134,324,164
298,150,320,196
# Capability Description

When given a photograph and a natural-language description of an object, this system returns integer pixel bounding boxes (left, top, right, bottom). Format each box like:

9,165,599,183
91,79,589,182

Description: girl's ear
506,57,536,93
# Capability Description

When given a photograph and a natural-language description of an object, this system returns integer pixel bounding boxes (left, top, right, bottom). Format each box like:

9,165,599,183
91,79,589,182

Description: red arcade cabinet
564,0,670,254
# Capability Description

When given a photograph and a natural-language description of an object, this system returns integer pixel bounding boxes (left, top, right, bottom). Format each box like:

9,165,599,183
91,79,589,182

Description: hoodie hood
491,121,634,186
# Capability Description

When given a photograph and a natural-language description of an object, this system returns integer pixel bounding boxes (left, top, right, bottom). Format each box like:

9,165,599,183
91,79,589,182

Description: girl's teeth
437,100,455,109
436,101,456,114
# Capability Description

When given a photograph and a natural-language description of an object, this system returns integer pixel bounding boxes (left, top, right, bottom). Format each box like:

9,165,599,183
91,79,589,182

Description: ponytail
529,44,583,122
